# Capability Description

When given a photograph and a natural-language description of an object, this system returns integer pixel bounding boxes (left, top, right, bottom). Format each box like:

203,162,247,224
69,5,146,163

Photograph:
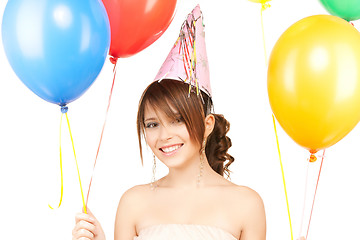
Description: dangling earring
197,140,206,187
150,153,157,190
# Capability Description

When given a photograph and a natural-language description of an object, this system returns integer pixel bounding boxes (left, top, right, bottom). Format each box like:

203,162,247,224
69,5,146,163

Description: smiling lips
160,144,183,155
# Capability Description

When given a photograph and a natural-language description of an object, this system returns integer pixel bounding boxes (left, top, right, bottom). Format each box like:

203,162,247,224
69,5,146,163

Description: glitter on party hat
154,5,212,98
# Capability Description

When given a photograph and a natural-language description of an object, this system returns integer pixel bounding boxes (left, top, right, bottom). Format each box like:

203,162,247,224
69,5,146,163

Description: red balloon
102,0,177,59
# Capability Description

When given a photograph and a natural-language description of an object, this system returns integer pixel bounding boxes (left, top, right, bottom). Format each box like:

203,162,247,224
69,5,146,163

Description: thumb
81,207,98,224
82,206,94,217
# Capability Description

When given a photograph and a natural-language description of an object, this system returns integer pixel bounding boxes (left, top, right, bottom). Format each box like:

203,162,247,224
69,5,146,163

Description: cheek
180,125,200,150
179,125,191,140
144,130,157,147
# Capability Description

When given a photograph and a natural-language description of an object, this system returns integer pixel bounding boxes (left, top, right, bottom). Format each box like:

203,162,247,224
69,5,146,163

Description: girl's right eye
145,122,158,128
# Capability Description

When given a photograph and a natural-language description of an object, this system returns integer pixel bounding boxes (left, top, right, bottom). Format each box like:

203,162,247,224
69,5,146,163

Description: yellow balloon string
48,113,64,209
272,114,294,240
65,112,87,214
260,3,270,67
260,2,294,239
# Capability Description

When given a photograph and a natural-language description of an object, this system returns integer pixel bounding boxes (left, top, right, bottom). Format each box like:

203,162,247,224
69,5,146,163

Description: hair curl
205,114,234,178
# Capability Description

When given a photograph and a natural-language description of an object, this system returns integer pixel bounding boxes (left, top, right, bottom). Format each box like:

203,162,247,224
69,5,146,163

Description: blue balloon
2,0,110,106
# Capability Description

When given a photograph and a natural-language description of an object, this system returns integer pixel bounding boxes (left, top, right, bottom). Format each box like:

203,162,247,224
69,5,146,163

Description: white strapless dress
134,224,238,240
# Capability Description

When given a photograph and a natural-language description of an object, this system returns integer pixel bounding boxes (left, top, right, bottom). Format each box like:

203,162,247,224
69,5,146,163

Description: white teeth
162,145,181,153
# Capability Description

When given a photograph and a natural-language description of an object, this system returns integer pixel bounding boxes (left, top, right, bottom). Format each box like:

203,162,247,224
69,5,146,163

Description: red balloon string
86,60,118,207
298,160,310,238
305,149,326,240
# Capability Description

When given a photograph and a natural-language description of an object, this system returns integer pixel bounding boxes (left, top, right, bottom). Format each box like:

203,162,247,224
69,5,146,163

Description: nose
159,124,173,141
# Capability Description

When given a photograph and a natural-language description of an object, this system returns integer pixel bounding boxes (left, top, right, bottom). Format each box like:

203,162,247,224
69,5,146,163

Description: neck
161,155,215,189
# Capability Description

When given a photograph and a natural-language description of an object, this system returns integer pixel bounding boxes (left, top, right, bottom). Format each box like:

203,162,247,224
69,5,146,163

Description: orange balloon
268,15,360,153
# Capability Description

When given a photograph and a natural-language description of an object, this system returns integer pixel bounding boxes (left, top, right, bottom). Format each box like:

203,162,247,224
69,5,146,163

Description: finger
83,207,91,214
82,207,94,216
74,236,92,240
75,213,95,224
73,220,96,234
73,228,94,239
83,208,97,220
81,207,97,220
72,235,90,240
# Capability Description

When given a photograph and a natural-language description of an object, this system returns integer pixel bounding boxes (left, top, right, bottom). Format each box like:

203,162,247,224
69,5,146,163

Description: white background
1,0,360,239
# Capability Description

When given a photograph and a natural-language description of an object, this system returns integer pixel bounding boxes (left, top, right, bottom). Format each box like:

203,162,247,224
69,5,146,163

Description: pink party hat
154,5,212,98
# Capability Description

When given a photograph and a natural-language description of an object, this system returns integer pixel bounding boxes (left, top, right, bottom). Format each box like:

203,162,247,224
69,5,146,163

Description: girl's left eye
145,122,158,128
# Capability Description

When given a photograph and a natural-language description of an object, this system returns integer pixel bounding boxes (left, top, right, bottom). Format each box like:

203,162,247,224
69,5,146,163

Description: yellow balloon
268,15,360,153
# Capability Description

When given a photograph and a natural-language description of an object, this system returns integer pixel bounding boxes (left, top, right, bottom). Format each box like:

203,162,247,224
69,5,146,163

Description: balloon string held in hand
248,0,271,66
306,149,326,240
272,114,294,240
48,107,87,213
260,4,270,66
262,5,292,239
48,113,65,210
64,111,87,214
86,61,118,207
249,2,293,237
298,160,310,238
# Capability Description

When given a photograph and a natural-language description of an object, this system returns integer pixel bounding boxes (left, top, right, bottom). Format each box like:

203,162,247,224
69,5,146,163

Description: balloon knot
60,105,68,114
309,150,318,162
309,154,317,162
109,56,118,65
261,2,271,11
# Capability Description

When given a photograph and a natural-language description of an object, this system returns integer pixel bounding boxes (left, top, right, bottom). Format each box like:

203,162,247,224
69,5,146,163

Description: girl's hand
72,208,105,240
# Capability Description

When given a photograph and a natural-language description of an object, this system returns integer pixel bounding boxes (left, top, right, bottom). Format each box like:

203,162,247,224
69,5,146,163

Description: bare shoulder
212,176,264,205
225,184,266,239
120,184,152,203
114,184,151,240
229,184,263,205
224,183,264,214
116,183,153,218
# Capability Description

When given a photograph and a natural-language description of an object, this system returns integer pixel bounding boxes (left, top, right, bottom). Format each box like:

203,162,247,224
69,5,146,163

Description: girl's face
143,103,201,170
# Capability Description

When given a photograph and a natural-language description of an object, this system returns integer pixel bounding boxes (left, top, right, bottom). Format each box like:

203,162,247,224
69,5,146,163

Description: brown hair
137,79,234,177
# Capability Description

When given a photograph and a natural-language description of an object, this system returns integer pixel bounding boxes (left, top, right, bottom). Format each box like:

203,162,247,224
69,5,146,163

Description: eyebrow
144,117,157,122
144,111,181,123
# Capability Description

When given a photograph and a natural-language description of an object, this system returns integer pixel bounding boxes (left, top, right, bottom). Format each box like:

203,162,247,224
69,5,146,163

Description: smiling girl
72,5,266,240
